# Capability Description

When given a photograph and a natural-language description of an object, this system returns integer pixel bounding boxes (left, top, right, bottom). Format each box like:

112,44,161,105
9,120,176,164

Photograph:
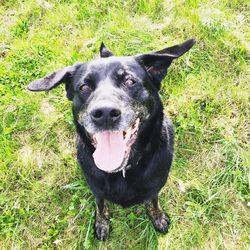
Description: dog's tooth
132,119,139,134
125,127,132,142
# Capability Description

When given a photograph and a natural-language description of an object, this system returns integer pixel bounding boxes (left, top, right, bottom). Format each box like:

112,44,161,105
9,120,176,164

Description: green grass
0,0,249,249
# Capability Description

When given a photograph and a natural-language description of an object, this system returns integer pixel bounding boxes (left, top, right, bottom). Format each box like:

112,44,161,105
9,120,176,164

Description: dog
28,39,195,240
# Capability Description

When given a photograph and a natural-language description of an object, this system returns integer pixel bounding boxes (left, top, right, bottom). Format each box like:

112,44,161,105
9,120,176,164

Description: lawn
0,0,249,249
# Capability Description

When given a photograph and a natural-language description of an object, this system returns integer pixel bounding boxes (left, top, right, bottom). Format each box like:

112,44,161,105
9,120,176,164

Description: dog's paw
94,218,110,241
151,211,170,234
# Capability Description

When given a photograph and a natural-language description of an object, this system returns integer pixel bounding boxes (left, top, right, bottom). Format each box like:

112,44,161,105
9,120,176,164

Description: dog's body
28,39,195,240
76,116,173,207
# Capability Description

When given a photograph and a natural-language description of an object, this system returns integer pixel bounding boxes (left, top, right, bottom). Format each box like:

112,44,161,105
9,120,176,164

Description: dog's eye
79,83,90,92
124,78,136,87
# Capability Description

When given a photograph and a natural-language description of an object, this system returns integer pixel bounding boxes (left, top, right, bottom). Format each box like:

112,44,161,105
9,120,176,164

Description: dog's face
28,39,195,172
74,56,150,134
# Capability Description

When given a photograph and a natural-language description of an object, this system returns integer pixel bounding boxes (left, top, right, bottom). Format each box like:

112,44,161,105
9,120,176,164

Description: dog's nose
90,107,121,126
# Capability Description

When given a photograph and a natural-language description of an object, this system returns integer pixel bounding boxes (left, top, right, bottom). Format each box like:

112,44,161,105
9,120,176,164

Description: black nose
90,107,121,127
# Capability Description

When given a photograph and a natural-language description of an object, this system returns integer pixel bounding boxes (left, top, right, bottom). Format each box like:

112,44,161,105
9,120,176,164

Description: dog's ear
100,42,113,58
27,63,82,100
135,39,195,89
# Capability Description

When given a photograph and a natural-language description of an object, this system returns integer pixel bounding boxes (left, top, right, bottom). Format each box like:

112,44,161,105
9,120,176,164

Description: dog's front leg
146,196,170,234
94,197,110,240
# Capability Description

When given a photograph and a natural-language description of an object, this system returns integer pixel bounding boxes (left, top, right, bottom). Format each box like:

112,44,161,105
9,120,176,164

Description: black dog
28,39,195,240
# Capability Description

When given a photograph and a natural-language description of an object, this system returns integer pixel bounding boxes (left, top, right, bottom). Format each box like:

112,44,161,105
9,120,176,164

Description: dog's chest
99,169,159,206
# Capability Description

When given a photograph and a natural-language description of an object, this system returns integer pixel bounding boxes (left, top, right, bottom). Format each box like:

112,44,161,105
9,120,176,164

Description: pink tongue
93,131,126,172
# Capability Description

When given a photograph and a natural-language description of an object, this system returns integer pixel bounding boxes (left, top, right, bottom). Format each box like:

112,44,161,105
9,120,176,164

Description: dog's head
28,39,195,173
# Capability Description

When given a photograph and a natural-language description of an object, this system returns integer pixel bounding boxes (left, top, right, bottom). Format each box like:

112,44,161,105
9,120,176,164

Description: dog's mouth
91,118,140,173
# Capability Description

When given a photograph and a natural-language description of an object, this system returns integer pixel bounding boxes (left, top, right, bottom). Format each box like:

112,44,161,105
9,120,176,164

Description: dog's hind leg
146,196,170,234
94,197,110,240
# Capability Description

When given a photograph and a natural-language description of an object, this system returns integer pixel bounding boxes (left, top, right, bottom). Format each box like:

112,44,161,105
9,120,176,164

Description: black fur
27,39,195,239
76,115,174,207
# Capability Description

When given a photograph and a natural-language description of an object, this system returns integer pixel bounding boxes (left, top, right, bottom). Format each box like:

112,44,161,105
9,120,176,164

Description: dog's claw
151,211,170,234
94,217,110,240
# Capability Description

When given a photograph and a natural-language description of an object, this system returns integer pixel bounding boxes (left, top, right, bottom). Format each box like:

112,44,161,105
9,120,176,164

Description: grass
0,0,249,249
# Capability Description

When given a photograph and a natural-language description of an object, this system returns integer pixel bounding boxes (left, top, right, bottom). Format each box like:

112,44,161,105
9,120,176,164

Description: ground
0,0,249,249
